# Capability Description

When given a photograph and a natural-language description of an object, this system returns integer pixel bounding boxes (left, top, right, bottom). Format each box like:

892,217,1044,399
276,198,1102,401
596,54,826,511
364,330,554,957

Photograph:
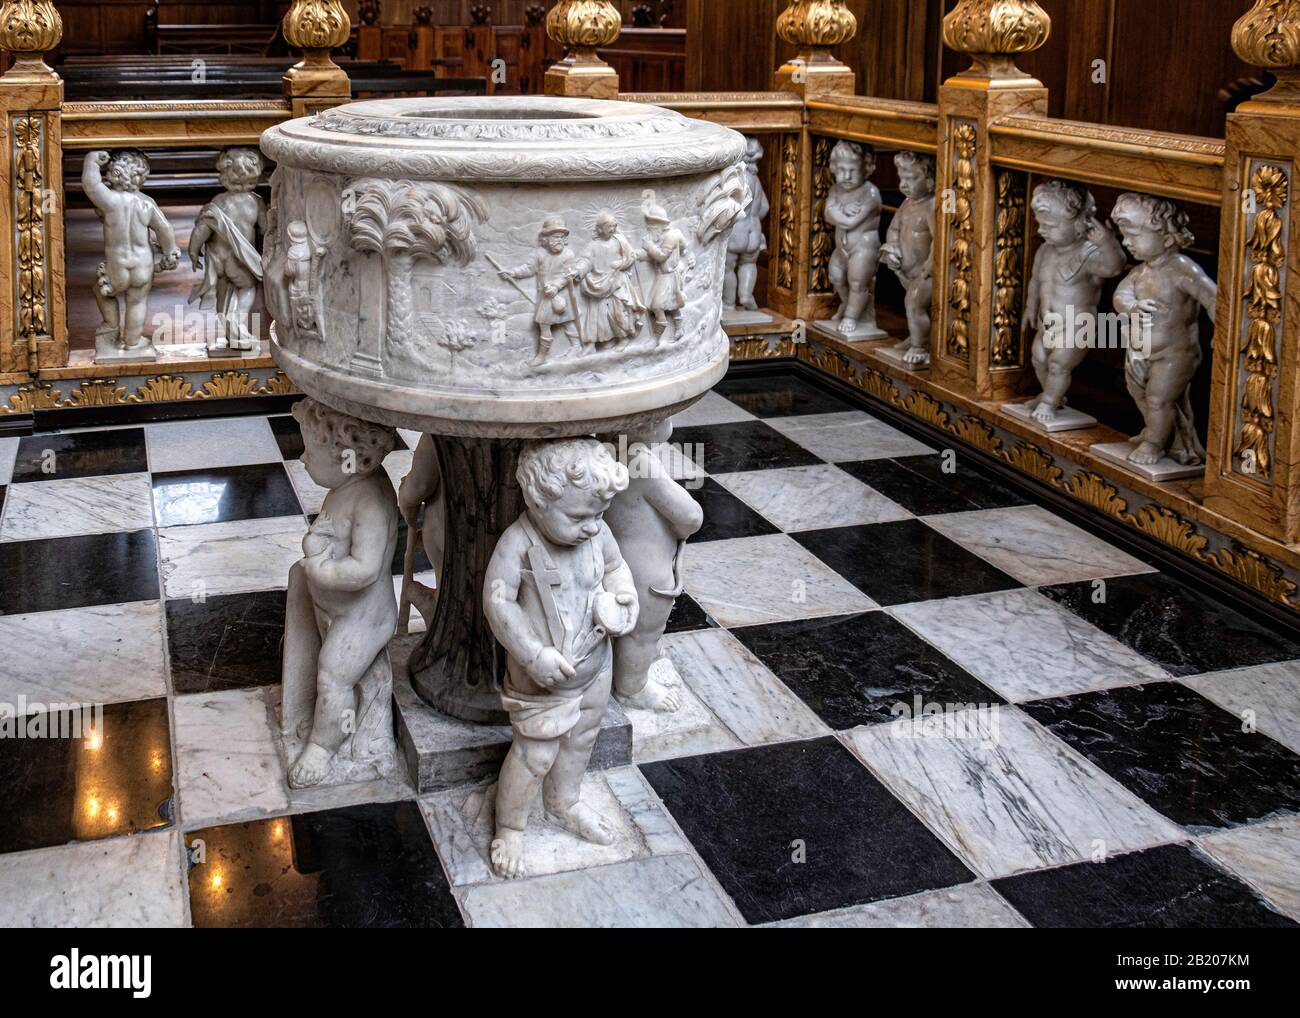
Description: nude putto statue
823,140,884,338
483,438,639,879
723,136,770,320
1016,180,1126,428
639,194,695,341
83,149,180,362
284,220,323,341
605,420,704,713
281,398,400,789
188,147,268,354
1109,193,1218,468
498,216,583,364
880,151,936,366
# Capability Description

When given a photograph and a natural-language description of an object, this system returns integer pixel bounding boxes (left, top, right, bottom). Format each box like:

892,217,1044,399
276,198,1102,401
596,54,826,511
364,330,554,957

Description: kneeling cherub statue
281,398,401,789
483,438,639,879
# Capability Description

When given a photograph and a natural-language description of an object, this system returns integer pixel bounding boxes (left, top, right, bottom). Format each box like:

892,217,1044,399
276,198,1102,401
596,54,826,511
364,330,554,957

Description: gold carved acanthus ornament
546,0,622,50
942,0,1051,56
776,1,857,49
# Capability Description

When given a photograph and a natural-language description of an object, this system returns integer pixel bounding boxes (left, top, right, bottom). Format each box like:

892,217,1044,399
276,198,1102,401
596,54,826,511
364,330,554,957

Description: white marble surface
891,588,1169,701
1091,440,1205,482
767,411,933,463
145,416,282,473
844,707,1184,878
714,463,911,531
0,829,187,927
684,533,877,627
381,448,414,494
621,672,742,762
0,473,155,542
284,458,328,515
1182,661,1300,755
1002,401,1097,434
0,601,166,707
671,390,755,427
771,882,1029,928
1198,815,1300,921
0,436,17,485
663,629,829,746
420,766,689,886
159,515,307,598
456,853,742,928
922,505,1151,586
391,571,439,634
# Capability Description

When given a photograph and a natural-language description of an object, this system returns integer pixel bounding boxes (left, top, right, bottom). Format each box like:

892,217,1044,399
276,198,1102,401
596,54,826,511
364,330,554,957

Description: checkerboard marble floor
2,371,1300,927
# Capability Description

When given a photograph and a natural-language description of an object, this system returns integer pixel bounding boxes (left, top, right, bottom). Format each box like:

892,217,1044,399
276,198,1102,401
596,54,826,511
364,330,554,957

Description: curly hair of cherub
517,437,629,508
216,146,264,188
109,149,151,189
1111,192,1195,250
292,397,396,474
830,139,875,175
1031,179,1096,224
894,150,936,188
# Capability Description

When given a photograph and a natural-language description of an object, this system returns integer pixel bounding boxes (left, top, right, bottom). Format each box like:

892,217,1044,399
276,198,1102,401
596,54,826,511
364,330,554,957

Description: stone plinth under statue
260,97,748,736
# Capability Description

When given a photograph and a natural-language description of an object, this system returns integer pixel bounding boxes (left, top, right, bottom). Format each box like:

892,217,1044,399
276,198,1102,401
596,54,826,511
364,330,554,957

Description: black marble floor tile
640,736,973,923
0,697,173,855
12,428,148,482
672,421,822,474
187,801,463,928
152,462,302,527
689,477,780,543
1021,682,1300,831
666,591,712,633
268,414,303,460
390,515,434,576
793,519,1022,606
992,843,1298,928
730,612,1004,729
839,454,1029,516
713,374,857,418
0,529,159,614
166,589,287,694
1039,571,1300,676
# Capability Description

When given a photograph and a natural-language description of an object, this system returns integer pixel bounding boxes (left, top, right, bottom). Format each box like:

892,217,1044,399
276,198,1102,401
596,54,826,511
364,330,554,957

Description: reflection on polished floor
1,372,1298,927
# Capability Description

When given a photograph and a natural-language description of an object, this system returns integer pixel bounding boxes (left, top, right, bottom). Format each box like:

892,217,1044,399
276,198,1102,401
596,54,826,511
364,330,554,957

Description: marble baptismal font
259,96,749,876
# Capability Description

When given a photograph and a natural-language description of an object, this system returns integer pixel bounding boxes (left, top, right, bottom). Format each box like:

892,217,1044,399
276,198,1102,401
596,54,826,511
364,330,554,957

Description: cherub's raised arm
81,151,113,209
482,530,547,666
305,500,392,593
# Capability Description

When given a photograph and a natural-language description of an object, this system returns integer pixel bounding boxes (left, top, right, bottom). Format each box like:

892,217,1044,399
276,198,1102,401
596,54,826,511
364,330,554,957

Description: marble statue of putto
83,149,180,361
824,140,884,338
605,420,704,713
1019,179,1126,426
281,398,400,789
188,146,267,354
1110,193,1218,467
723,136,770,318
880,151,937,366
483,438,639,879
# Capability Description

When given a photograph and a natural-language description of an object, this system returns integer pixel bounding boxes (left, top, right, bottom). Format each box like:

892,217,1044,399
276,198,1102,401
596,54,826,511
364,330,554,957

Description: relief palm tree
342,178,488,367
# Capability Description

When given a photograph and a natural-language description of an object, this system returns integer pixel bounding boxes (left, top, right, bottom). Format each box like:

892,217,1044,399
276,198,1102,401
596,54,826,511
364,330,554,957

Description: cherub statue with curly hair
281,398,401,788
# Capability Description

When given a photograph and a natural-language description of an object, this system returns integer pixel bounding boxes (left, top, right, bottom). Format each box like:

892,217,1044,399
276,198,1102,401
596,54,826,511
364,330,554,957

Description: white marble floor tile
844,707,1184,878
0,828,187,928
621,670,743,762
382,448,414,493
684,532,876,627
1182,661,1300,755
770,881,1030,928
922,505,1152,586
0,601,166,707
0,435,17,485
891,588,1169,701
1197,815,1300,921
0,472,155,542
392,571,439,635
663,629,829,745
159,514,306,598
284,458,327,515
146,416,282,473
671,390,756,427
714,463,912,531
767,410,934,462
420,765,689,886
173,688,290,828
457,853,742,928
397,428,424,451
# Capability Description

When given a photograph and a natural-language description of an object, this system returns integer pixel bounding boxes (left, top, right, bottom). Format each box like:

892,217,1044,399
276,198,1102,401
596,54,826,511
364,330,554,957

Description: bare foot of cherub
288,741,333,788
1032,401,1058,425
902,347,929,365
621,657,683,712
838,317,859,335
544,800,615,845
490,828,527,879
1130,441,1163,465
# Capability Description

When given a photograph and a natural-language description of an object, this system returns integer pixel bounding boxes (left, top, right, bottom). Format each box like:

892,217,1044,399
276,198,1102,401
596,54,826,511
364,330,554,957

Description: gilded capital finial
544,1,621,99
0,0,63,79
283,0,350,63
1232,1,1300,70
776,0,857,49
942,0,1050,73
